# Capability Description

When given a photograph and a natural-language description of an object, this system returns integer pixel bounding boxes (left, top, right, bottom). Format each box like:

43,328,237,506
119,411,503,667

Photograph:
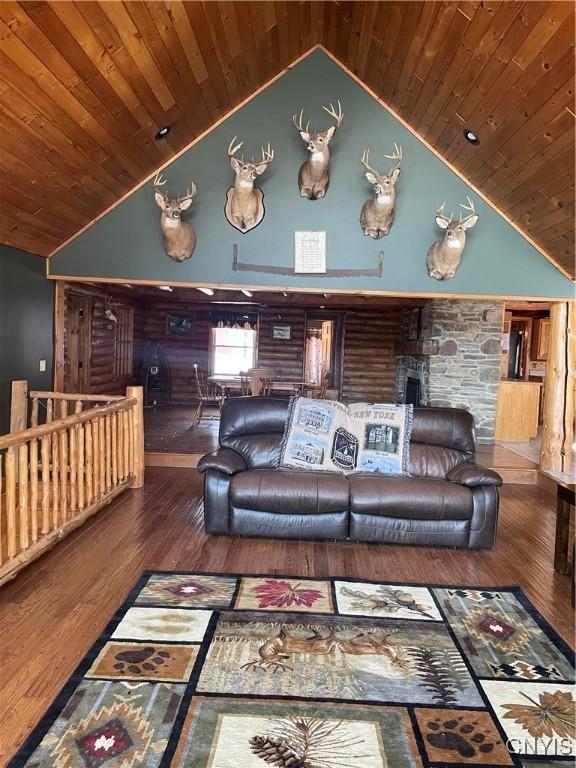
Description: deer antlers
322,99,344,129
153,171,167,187
458,196,476,223
361,144,403,174
292,100,344,133
360,148,377,174
436,197,476,224
228,136,244,159
228,137,274,166
384,142,403,168
153,171,196,202
292,110,310,133
178,182,197,203
259,142,274,166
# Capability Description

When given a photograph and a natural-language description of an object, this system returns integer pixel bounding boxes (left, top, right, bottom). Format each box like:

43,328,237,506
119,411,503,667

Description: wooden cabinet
495,381,541,442
531,318,549,361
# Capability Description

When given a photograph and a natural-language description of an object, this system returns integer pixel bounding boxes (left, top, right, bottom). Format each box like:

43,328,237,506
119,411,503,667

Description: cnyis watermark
507,736,573,756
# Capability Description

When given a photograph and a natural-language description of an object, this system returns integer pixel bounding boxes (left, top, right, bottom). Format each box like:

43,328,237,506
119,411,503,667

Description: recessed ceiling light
463,128,480,145
158,285,173,292
241,289,253,297
121,284,133,289
196,287,215,296
155,125,172,140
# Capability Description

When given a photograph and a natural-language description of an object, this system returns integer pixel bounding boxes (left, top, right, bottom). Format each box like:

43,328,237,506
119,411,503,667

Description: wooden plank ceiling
0,1,574,277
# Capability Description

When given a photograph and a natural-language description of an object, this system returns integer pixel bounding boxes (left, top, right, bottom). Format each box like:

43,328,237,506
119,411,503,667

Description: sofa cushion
349,476,473,520
220,397,289,440
221,434,282,469
230,509,348,540
412,407,475,456
408,444,466,479
230,469,349,514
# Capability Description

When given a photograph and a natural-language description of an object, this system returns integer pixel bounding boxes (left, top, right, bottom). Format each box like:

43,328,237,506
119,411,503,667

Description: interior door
321,320,333,376
65,294,91,392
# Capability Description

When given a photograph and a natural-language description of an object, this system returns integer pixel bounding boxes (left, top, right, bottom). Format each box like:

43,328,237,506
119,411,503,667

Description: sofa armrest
447,463,503,488
197,448,248,476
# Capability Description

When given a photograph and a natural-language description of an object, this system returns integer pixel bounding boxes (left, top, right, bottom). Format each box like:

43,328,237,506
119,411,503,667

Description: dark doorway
65,293,91,392
406,376,421,406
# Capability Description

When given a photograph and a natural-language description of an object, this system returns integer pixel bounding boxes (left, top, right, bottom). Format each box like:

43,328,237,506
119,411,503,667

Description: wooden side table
553,480,574,575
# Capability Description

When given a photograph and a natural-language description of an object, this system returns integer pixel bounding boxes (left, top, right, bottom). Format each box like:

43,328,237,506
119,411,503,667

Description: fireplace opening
406,376,421,406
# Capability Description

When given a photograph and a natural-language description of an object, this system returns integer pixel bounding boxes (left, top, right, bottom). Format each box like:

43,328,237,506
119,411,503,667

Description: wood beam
53,281,65,392
540,301,575,473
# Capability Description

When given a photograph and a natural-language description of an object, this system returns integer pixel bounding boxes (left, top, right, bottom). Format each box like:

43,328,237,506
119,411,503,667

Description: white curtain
305,330,322,384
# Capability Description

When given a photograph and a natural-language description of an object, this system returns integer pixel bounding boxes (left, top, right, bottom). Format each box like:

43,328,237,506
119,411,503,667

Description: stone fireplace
395,300,504,442
395,353,429,406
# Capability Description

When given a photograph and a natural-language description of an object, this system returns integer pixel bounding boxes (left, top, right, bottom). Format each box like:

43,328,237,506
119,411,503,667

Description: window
210,327,257,376
114,306,134,378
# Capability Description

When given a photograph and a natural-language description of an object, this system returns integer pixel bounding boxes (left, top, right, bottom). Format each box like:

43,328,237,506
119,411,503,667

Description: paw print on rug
113,646,170,675
426,717,495,758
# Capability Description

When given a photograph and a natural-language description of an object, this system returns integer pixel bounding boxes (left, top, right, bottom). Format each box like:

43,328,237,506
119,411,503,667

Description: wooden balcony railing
0,385,144,587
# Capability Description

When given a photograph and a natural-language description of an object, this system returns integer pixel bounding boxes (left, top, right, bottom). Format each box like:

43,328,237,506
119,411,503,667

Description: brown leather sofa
198,397,502,549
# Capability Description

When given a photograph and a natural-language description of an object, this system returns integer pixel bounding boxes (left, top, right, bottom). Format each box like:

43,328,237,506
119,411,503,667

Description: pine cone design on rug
249,735,308,766
249,716,368,768
339,585,436,619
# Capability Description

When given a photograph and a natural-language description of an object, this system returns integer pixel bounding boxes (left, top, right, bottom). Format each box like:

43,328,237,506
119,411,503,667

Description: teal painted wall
50,50,573,298
0,245,54,434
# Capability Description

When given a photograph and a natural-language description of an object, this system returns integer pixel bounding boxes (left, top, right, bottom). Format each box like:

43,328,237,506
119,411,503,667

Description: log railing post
10,380,29,433
127,386,144,488
540,301,575,473
0,394,142,587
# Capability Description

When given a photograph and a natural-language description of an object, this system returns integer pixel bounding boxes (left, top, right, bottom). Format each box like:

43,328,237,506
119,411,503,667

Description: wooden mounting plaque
225,187,265,233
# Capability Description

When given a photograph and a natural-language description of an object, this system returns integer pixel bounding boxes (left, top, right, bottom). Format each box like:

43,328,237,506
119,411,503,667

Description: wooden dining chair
260,377,273,396
304,369,331,400
239,372,252,397
317,369,331,399
247,368,274,396
193,364,225,424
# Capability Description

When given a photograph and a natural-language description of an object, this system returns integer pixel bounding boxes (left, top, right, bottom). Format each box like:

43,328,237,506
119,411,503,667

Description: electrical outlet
39,360,47,372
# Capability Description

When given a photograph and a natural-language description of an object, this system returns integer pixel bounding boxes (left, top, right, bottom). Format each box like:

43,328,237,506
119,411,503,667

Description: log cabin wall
64,292,409,403
138,302,212,403
128,302,405,403
341,309,402,403
63,285,144,396
137,304,307,402
257,310,306,380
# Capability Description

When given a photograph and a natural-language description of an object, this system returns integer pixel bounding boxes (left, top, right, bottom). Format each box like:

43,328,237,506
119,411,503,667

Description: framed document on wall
295,230,327,273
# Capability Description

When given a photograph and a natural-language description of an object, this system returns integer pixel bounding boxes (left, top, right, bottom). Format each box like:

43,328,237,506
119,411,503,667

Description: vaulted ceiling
0,1,574,277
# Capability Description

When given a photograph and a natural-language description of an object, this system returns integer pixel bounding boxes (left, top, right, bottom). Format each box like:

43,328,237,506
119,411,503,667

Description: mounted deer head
104,296,117,324
225,137,274,232
153,172,197,262
426,197,478,280
293,100,343,200
359,143,403,238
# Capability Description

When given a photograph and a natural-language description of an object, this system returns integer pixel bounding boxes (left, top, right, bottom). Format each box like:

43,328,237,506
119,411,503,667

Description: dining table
208,375,319,397
270,380,319,396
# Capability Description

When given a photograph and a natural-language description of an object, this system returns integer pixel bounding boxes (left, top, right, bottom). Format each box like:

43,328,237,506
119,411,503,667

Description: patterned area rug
9,572,575,767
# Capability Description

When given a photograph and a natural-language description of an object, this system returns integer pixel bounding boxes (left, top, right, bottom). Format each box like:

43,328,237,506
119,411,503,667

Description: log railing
0,385,144,587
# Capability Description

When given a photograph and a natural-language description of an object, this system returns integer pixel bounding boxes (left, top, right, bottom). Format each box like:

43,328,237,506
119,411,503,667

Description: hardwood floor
144,404,219,454
0,468,573,764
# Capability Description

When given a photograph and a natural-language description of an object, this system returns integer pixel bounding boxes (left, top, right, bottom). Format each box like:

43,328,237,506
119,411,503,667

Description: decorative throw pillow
280,397,413,475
